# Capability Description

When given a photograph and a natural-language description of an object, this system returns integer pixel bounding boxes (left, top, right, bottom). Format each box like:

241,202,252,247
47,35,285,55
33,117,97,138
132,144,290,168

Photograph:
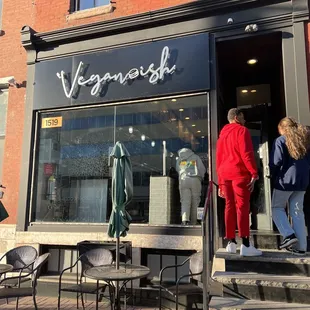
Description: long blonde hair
278,117,310,160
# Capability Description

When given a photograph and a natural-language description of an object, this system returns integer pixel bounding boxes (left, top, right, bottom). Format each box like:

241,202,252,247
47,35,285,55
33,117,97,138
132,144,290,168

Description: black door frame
209,22,310,249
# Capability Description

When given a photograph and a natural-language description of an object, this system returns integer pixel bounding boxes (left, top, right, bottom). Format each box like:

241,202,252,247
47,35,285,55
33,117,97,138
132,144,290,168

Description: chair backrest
31,253,50,288
80,248,113,277
5,246,38,272
189,251,203,282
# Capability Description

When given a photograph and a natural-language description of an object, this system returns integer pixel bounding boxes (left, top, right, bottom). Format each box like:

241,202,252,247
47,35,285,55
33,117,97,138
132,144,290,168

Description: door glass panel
237,84,273,230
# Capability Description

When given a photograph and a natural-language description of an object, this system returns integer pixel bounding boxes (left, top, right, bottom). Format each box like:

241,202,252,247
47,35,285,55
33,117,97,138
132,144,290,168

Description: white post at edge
162,140,166,176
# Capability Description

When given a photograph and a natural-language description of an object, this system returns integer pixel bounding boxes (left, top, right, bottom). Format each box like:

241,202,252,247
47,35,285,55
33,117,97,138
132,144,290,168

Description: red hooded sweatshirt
216,123,258,186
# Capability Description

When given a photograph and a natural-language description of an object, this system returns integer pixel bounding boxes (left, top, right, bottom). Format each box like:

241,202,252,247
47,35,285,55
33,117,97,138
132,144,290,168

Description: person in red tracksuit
216,108,262,257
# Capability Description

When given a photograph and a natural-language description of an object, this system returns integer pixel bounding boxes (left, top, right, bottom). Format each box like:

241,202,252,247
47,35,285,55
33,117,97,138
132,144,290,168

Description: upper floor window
75,0,110,11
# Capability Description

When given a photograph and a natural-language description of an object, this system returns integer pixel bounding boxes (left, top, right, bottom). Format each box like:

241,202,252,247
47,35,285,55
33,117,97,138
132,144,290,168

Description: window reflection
33,95,208,224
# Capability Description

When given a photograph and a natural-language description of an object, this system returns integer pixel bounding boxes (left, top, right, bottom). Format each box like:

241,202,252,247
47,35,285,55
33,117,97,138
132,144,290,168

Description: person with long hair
270,117,310,256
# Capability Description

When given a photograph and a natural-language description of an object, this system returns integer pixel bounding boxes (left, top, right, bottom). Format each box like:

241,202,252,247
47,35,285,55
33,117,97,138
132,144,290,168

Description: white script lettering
56,46,176,98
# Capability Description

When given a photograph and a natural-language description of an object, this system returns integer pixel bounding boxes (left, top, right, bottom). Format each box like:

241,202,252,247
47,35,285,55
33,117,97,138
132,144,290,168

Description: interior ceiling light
197,130,201,133
192,124,196,127
247,58,258,65
241,90,248,93
179,108,184,112
170,118,177,121
151,141,155,147
141,134,146,141
251,90,257,93
129,126,133,134
201,136,205,139
185,117,190,120
171,99,177,102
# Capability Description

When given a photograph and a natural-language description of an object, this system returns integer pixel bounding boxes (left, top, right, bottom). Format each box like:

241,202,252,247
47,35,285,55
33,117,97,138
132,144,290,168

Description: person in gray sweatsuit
176,148,206,225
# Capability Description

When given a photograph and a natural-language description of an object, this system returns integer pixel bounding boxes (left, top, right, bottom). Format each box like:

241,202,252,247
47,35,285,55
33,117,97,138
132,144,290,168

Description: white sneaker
240,244,262,257
226,242,237,254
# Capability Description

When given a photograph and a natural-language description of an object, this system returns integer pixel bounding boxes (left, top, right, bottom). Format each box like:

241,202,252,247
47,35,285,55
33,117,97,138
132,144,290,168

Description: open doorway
216,32,286,232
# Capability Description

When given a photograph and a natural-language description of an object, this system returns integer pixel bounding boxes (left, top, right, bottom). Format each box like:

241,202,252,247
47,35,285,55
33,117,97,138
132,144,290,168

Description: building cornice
20,26,37,64
21,0,307,50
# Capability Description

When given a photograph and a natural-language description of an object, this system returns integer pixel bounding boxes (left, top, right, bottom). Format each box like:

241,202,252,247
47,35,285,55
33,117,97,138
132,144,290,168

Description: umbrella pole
116,236,120,269
116,236,120,309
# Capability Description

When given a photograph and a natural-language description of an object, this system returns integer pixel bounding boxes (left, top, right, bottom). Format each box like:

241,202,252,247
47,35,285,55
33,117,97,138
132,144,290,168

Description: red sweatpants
223,178,251,239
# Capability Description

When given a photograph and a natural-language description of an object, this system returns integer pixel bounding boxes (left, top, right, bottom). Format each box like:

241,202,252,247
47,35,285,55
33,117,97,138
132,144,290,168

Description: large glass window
32,95,208,224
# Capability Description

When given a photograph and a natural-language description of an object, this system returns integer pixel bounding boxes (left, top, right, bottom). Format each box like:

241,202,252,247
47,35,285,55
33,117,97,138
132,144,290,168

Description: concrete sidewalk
0,296,157,309
0,296,309,309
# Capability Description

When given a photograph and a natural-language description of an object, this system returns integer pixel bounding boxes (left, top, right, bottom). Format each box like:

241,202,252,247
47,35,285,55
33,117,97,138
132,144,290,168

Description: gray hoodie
176,148,206,180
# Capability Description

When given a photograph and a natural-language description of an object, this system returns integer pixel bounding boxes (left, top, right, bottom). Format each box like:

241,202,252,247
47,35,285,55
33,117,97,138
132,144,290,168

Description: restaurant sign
33,33,210,109
57,46,177,99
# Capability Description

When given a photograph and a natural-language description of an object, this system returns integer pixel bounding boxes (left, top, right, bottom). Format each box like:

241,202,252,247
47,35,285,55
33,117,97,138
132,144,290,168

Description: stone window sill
67,3,113,21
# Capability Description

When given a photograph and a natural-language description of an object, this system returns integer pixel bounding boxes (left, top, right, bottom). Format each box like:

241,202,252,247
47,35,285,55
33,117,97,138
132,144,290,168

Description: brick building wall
0,0,194,225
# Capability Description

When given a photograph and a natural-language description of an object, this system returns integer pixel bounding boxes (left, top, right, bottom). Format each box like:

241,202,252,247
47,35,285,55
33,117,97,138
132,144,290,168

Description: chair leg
108,283,114,310
159,287,162,310
6,285,11,304
15,297,19,310
130,280,134,306
96,281,99,310
81,293,85,310
124,283,127,309
77,292,79,309
33,294,38,310
57,290,61,310
109,284,114,310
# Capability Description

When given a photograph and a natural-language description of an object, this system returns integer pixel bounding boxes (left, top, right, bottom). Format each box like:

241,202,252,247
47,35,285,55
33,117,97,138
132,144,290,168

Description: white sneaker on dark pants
225,242,237,254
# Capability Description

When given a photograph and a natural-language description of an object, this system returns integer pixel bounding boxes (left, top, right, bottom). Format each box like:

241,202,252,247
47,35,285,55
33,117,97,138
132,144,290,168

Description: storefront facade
27,33,211,228
11,0,310,274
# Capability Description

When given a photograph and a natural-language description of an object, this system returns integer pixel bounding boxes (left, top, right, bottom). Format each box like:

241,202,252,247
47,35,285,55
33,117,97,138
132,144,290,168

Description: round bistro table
0,264,13,275
85,263,150,310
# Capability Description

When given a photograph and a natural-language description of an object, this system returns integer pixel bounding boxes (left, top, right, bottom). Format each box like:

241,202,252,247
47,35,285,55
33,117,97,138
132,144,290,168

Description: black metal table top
0,264,13,274
85,263,150,281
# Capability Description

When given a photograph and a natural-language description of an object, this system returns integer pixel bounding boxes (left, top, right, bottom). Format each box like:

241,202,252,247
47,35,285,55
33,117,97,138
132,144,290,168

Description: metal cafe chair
0,245,38,274
0,245,38,304
58,248,113,310
158,251,203,310
0,253,50,310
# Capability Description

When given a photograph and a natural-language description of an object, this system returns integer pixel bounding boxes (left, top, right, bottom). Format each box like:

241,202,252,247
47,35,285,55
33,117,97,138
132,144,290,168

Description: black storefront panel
33,33,210,109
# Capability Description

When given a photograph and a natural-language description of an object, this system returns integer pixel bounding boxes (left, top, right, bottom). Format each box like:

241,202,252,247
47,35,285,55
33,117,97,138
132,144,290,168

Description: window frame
29,92,209,226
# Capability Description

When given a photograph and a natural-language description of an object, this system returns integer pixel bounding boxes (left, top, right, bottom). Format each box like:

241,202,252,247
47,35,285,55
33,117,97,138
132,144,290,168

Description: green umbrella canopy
107,142,133,238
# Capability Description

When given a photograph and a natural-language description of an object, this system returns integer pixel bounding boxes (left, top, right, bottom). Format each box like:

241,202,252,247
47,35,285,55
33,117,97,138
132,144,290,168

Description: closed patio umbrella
0,201,8,222
107,141,133,269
